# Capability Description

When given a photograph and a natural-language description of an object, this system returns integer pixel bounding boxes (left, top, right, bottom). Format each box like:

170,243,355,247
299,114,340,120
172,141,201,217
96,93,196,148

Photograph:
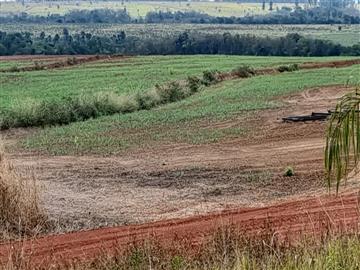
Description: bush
232,65,255,78
277,64,299,73
66,57,78,65
34,61,45,71
187,76,202,93
201,70,219,86
116,95,139,113
284,166,294,177
0,143,47,239
156,82,187,103
135,89,161,110
8,66,20,72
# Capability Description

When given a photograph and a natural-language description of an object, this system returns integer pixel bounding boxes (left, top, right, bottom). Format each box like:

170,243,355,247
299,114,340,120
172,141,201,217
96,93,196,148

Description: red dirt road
0,191,359,266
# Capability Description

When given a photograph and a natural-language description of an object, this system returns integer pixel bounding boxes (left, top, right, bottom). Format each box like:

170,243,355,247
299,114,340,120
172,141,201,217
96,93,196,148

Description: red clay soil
0,191,359,266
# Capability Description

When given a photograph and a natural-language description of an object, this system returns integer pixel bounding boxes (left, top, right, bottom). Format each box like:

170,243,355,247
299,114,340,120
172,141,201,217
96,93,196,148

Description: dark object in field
282,112,331,122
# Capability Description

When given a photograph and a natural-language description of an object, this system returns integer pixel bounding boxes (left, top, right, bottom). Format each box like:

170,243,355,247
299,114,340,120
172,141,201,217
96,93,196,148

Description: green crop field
1,23,358,46
0,1,299,17
1,55,357,155
0,55,356,110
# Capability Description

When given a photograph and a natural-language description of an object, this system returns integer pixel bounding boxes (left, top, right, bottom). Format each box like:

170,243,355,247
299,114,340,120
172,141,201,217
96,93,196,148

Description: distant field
1,23,358,46
0,1,300,17
1,55,357,154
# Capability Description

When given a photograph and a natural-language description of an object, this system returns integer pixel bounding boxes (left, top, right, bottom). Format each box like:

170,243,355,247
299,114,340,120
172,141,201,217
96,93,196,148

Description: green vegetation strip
20,64,359,155
0,65,257,130
63,233,360,270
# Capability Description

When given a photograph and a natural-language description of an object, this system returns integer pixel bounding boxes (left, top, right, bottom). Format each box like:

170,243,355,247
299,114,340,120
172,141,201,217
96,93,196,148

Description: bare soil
5,85,358,232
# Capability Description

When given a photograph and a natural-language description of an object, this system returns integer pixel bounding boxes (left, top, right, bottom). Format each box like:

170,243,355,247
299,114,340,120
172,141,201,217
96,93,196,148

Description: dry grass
2,225,359,270
0,142,46,240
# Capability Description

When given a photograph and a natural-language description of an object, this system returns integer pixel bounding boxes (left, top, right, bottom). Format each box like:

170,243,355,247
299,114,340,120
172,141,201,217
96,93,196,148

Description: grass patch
5,226,360,269
0,142,46,240
19,64,359,155
87,232,360,270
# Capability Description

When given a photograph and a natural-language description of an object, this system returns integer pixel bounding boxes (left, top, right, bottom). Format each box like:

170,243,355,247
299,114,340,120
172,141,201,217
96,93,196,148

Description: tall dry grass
0,142,46,240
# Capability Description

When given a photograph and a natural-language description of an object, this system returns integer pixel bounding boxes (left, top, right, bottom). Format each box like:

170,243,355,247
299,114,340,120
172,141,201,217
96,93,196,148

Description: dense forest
1,6,359,24
1,30,359,56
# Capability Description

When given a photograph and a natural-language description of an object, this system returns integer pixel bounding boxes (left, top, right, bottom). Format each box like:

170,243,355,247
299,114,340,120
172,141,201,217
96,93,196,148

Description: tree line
144,7,360,24
1,30,359,56
1,6,359,24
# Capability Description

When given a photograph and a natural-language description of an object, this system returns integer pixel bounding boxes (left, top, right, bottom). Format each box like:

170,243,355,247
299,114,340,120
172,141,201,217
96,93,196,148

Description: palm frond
325,87,360,193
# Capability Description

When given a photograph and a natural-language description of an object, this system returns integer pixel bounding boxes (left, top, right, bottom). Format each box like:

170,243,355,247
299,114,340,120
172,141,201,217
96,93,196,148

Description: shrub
201,70,219,86
116,95,139,113
0,143,47,239
232,65,255,78
135,89,161,110
66,57,78,65
187,76,202,93
277,64,299,73
34,61,45,71
156,82,187,103
284,166,294,177
0,115,13,130
8,66,20,72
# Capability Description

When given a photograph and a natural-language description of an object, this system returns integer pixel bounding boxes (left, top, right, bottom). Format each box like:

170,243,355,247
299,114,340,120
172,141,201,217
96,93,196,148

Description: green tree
325,88,360,192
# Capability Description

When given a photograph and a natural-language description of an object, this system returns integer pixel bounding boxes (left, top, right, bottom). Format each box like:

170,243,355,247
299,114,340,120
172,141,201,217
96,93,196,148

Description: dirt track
0,191,359,266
